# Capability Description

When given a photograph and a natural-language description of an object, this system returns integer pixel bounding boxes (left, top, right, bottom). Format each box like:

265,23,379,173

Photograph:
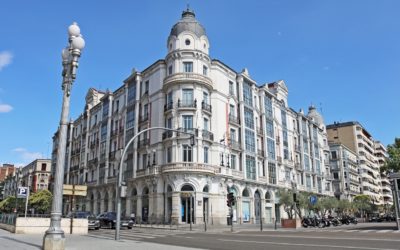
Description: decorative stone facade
53,9,333,225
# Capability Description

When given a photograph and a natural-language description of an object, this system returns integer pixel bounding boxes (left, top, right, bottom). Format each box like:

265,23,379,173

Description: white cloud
0,104,13,113
277,31,282,36
323,66,330,70
12,148,44,165
0,51,13,71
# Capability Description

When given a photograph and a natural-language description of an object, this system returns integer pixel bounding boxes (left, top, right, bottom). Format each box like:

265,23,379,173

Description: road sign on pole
17,187,28,198
309,195,317,205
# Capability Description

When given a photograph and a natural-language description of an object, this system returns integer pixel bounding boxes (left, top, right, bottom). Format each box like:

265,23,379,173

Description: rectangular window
142,154,148,169
266,120,274,138
246,155,256,180
203,92,209,104
229,104,235,116
229,81,234,96
183,62,193,72
302,119,308,136
101,123,107,140
304,155,310,171
183,145,192,162
230,129,236,142
314,144,319,159
281,110,287,128
283,148,289,160
231,154,237,170
267,138,275,159
126,106,135,129
306,175,312,189
167,147,172,163
282,130,288,147
268,162,276,184
127,83,136,104
245,129,255,153
144,81,149,94
182,115,193,131
243,81,253,106
203,65,208,75
168,65,173,75
264,96,273,119
331,151,337,159
203,118,209,131
244,107,254,129
313,126,318,141
182,89,193,106
204,147,209,163
102,100,109,119
303,138,309,153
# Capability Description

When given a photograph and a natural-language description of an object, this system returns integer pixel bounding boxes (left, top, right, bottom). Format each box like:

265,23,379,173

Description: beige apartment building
327,122,387,205
375,141,393,207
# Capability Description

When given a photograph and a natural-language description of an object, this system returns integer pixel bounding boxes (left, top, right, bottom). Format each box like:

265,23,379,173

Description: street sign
63,184,87,196
310,195,318,205
17,187,28,198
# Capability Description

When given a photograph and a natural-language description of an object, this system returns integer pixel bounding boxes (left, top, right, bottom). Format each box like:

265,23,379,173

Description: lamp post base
43,230,65,250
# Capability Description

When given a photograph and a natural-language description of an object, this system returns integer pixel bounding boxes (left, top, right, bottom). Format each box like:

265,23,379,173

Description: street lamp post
43,22,85,250
115,127,195,240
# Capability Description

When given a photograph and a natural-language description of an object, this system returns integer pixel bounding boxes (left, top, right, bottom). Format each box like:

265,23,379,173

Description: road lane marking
218,239,398,250
228,233,400,242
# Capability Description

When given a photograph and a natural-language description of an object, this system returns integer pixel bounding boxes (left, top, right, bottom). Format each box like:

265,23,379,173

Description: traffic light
227,192,235,207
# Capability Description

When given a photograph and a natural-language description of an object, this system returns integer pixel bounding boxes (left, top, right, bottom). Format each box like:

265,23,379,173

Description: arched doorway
254,190,261,223
142,187,149,223
181,184,194,224
242,188,250,223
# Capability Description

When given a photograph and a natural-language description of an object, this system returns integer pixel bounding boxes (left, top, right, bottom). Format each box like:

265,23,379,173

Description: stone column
171,191,181,224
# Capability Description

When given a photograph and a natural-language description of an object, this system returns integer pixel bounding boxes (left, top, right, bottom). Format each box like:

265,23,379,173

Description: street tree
29,189,52,214
381,138,400,173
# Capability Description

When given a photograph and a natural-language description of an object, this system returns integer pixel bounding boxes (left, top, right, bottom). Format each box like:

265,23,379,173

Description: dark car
97,212,133,229
67,211,100,230
368,216,384,222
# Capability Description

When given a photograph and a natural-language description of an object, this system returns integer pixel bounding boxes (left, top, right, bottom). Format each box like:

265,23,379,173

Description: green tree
29,189,52,214
0,196,24,213
319,197,339,216
381,138,400,173
353,194,372,218
337,199,351,215
277,189,295,219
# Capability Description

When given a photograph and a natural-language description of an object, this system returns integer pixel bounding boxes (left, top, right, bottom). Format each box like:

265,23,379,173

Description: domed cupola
167,8,209,55
307,105,324,126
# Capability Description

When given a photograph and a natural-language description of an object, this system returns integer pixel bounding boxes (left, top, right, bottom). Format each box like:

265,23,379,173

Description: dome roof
170,9,206,38
307,105,324,126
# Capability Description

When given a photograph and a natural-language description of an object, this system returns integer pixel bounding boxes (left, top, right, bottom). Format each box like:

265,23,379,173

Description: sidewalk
0,229,204,250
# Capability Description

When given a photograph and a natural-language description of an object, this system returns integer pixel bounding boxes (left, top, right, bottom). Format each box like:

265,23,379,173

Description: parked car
66,211,100,230
368,215,384,222
97,212,133,229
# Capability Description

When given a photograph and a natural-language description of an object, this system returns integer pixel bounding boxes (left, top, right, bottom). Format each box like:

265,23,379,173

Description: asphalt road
89,222,400,250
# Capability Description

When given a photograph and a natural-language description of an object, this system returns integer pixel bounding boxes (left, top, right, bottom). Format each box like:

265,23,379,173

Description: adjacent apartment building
2,159,51,198
327,121,390,206
53,9,333,225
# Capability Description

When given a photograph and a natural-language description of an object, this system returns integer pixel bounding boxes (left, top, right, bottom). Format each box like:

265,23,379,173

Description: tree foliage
0,196,24,213
29,189,52,214
381,138,400,173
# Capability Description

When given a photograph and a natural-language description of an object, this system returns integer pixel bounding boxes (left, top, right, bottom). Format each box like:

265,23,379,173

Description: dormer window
185,39,191,46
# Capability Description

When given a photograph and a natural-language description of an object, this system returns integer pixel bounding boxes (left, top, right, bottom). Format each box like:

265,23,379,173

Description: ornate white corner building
52,9,334,225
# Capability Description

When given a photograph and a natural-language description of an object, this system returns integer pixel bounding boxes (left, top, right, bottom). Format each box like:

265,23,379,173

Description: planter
281,219,301,228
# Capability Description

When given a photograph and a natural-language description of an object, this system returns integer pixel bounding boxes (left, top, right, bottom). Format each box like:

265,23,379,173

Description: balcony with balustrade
201,101,212,114
228,114,240,125
164,102,174,112
163,72,213,90
161,162,216,175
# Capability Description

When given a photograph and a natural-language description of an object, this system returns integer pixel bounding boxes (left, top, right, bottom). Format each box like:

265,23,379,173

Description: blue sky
1,0,399,166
